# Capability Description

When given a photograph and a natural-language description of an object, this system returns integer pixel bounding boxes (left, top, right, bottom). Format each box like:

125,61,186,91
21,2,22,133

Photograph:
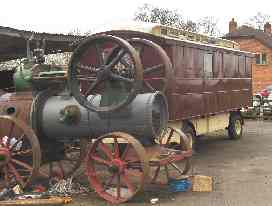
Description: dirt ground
70,120,272,206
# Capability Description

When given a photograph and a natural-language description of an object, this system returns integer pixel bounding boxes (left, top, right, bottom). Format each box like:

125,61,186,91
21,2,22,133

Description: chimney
229,18,237,33
264,22,271,33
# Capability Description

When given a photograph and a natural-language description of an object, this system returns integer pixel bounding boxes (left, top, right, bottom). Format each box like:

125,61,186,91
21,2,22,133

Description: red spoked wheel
0,116,41,189
128,38,174,93
85,132,149,204
39,138,88,182
157,127,191,180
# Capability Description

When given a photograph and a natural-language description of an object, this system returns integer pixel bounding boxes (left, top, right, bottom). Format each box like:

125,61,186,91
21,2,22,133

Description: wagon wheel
158,127,191,179
128,38,173,93
39,138,88,182
85,132,149,204
0,115,41,189
68,34,143,112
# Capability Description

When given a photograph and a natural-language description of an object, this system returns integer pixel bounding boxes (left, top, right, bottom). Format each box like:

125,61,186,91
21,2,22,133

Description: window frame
203,52,214,79
256,53,268,65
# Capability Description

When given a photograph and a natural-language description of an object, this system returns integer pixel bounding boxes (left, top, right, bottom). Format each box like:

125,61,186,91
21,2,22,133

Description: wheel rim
234,120,242,135
128,38,174,93
0,116,41,189
85,132,149,204
159,127,191,175
68,34,143,112
39,138,87,182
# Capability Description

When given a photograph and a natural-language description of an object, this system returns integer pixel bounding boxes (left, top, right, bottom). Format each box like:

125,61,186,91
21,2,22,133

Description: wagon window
213,51,222,77
238,55,246,77
184,47,203,78
223,53,236,77
204,53,213,78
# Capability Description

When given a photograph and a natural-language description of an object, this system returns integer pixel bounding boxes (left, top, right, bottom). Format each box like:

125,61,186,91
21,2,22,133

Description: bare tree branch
245,12,271,30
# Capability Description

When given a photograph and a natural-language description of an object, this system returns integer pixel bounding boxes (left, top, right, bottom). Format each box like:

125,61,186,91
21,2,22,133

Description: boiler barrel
41,92,168,143
41,93,91,139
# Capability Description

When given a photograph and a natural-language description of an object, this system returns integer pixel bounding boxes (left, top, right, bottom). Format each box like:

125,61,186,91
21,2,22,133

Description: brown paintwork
103,30,254,121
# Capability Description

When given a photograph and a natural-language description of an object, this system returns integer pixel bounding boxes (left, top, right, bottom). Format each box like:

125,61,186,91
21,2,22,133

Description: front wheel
228,114,243,139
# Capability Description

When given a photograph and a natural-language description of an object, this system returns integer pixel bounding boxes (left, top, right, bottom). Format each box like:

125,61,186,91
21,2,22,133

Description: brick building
224,18,272,94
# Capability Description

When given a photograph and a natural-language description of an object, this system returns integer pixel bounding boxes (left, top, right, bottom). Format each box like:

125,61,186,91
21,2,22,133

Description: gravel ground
70,120,272,206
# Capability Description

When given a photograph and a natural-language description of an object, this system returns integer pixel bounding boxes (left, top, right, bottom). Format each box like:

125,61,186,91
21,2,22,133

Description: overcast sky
1,0,272,34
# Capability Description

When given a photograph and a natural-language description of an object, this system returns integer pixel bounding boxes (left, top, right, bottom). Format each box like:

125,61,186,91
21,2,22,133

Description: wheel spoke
12,149,32,156
107,49,126,68
143,80,155,92
166,129,174,145
98,142,113,160
11,159,32,171
84,79,100,97
8,163,24,186
144,64,164,75
116,174,121,199
105,173,117,187
121,145,130,160
113,138,120,159
122,173,135,193
91,155,111,166
110,73,133,83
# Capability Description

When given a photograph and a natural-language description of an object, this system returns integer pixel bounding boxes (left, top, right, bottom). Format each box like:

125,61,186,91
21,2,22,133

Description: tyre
228,114,243,139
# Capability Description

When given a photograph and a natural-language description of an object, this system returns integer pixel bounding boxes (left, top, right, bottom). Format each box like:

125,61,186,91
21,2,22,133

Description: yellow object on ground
0,196,72,205
191,175,213,192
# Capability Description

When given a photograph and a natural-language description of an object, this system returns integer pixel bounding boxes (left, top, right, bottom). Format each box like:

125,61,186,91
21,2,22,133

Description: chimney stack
229,18,237,33
264,22,271,33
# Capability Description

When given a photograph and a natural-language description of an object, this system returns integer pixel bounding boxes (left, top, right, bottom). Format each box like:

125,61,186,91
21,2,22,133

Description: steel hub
97,67,110,81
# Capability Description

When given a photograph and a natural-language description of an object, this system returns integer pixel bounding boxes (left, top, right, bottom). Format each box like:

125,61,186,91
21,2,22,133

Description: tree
197,16,221,37
134,4,197,31
184,20,198,32
246,12,271,30
68,28,82,35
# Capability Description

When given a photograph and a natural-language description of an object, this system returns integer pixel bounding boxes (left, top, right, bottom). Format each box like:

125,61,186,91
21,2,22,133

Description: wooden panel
184,48,203,78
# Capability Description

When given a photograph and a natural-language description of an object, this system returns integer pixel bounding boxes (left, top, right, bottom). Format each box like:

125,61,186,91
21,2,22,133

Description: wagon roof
92,21,254,56
0,26,84,62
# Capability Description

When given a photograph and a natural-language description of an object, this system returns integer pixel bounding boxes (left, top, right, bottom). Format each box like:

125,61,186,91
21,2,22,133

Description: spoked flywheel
128,38,174,93
0,116,41,189
85,132,149,204
159,127,192,176
68,34,143,112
